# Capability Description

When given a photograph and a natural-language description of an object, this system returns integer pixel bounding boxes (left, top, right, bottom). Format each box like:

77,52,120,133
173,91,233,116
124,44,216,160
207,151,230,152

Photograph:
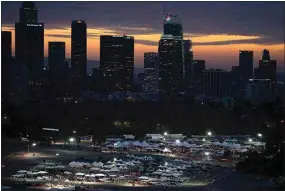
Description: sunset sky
2,1,284,71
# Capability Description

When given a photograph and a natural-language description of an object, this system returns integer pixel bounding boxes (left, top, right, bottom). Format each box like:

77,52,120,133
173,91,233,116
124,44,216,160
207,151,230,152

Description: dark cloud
2,1,284,45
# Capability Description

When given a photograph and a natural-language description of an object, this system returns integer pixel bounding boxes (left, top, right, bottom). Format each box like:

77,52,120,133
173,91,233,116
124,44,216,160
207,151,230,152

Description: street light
69,137,75,142
73,130,76,134
32,143,37,147
164,132,168,136
207,131,212,136
204,152,210,156
257,133,262,138
165,162,168,166
175,139,180,144
202,138,206,142
56,153,59,156
248,138,253,142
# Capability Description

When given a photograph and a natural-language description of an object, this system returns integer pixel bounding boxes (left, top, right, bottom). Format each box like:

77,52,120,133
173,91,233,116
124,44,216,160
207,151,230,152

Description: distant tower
262,49,270,61
71,20,87,94
15,1,44,99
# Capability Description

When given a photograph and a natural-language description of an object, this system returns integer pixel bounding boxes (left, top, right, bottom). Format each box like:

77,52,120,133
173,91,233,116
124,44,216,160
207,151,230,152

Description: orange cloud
2,25,284,69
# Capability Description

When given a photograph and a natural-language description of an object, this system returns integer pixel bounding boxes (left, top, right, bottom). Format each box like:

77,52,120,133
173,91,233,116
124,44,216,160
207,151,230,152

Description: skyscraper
158,14,184,93
184,40,193,86
100,35,134,92
48,42,68,96
239,50,253,87
262,49,270,61
163,14,183,37
71,20,87,94
2,31,12,60
203,69,232,98
15,2,44,99
144,52,159,92
158,35,184,93
20,2,37,23
255,49,277,86
192,60,206,83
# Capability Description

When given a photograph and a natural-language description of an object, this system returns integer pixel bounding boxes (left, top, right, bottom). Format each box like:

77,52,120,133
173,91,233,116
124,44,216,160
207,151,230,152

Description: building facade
2,31,12,60
183,40,193,87
144,52,159,92
203,69,232,98
100,35,134,92
15,2,44,99
71,20,87,94
48,42,69,97
192,60,206,83
239,50,253,87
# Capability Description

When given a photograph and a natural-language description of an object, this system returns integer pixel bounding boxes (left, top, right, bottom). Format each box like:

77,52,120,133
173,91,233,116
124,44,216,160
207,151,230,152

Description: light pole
257,133,262,138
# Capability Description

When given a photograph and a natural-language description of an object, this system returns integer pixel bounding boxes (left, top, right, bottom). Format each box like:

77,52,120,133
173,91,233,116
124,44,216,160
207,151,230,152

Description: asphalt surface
2,139,279,191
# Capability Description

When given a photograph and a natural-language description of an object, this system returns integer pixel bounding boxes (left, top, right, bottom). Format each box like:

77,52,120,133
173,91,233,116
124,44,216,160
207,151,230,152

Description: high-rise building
2,58,28,106
239,50,253,87
192,60,205,83
2,31,12,60
48,42,68,96
71,20,87,94
158,14,184,93
158,35,184,93
144,52,159,92
203,69,232,98
245,79,275,104
254,49,277,88
100,35,134,92
15,2,44,99
184,40,193,86
262,49,270,61
231,65,243,98
20,2,38,23
163,14,183,37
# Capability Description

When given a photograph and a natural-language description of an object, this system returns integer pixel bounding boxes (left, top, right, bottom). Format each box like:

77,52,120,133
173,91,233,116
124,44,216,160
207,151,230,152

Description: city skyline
2,1,284,71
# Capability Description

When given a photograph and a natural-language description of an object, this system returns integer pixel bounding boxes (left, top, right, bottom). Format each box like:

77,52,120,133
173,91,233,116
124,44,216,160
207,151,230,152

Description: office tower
144,52,159,92
71,20,87,94
239,50,253,87
100,35,134,92
192,60,206,83
15,2,44,99
256,50,277,81
2,31,12,60
20,2,37,23
2,58,28,106
231,65,242,98
163,14,183,37
184,40,193,86
203,69,232,98
262,49,270,61
245,79,275,104
158,14,184,93
158,35,184,93
48,42,68,96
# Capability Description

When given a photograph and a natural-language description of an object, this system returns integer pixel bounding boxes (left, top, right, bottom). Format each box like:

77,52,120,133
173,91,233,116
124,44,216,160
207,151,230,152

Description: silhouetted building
231,65,243,98
48,42,69,97
2,58,28,106
184,40,193,87
158,35,184,93
71,20,87,94
192,60,205,83
2,31,12,60
163,14,183,37
203,69,232,98
20,2,37,23
262,49,270,61
239,50,253,87
255,50,277,81
100,35,134,92
15,2,44,99
245,79,275,104
144,52,159,92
